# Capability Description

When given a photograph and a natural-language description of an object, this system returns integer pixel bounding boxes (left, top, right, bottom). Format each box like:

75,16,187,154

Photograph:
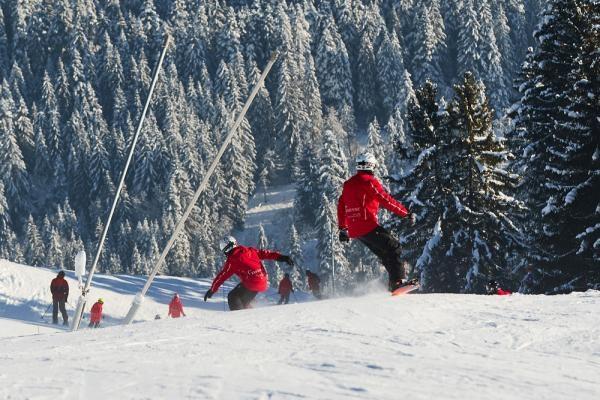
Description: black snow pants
228,284,258,311
358,225,405,291
52,299,68,325
278,293,290,305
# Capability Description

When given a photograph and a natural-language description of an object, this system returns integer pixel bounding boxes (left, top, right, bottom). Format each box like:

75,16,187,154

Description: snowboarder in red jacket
306,270,322,299
277,273,294,305
168,293,186,318
89,298,104,328
204,236,294,311
337,152,414,292
50,270,69,325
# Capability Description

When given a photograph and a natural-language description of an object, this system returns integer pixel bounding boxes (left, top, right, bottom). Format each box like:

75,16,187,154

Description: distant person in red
306,270,322,299
89,298,104,328
486,280,512,296
204,236,294,311
277,273,294,305
337,152,414,292
168,293,186,318
50,270,69,325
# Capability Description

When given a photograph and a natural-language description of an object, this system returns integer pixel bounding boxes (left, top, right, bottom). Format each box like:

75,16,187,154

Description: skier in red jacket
337,152,414,292
204,236,294,311
88,298,104,328
277,273,294,305
168,293,186,318
50,270,69,325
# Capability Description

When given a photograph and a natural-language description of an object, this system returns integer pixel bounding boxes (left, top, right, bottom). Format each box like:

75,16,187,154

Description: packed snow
1,260,600,399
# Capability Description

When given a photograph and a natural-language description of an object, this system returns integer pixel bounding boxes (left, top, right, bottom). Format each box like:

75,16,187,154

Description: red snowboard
391,284,420,296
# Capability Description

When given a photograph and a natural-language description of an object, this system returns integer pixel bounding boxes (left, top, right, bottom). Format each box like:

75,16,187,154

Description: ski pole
40,303,52,320
222,287,226,312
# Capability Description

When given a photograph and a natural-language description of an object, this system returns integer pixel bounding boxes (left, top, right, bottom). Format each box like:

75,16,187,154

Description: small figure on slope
486,280,512,296
277,273,294,305
204,236,294,311
88,298,104,328
168,293,186,318
50,270,69,325
306,270,322,299
337,152,415,292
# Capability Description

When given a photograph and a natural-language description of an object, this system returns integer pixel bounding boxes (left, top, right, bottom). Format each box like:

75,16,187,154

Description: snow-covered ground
0,260,294,338
1,262,600,399
1,185,599,399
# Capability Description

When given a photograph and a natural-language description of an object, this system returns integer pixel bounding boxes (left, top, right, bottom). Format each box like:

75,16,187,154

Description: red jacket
278,277,293,296
497,288,512,296
210,246,280,293
168,296,185,318
50,277,69,301
337,171,409,238
90,302,103,323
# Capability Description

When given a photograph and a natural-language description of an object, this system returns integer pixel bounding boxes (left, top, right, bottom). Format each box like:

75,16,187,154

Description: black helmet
57,270,65,278
486,280,499,295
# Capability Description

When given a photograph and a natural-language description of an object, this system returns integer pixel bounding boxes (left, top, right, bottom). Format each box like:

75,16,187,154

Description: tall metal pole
123,53,279,324
71,35,171,331
331,221,335,296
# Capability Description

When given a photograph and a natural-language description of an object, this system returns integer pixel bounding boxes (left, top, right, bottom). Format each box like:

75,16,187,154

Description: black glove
339,229,350,243
204,290,213,302
278,255,294,266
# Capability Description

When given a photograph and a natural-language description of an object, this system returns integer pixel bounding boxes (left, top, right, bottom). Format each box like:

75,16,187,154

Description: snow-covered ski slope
0,259,265,337
1,260,600,399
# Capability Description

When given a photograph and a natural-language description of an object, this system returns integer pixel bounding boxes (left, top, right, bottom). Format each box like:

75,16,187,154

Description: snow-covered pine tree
275,49,308,176
12,96,34,166
408,1,446,87
315,16,353,113
355,31,377,118
23,214,44,267
563,0,599,276
317,129,349,205
509,0,599,292
0,95,30,224
0,182,14,259
366,118,388,178
445,72,524,292
247,60,277,181
390,80,453,291
385,106,413,181
375,31,406,122
294,144,321,228
288,222,304,287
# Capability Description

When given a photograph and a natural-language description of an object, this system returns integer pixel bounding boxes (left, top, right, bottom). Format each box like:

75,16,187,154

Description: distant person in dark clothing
306,270,322,299
277,273,294,305
50,271,69,325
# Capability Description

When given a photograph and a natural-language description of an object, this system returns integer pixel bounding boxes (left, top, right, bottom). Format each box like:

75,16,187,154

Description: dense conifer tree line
1,0,595,293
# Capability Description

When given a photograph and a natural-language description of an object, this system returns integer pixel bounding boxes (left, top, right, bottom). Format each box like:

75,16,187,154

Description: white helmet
356,152,378,171
219,236,237,254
